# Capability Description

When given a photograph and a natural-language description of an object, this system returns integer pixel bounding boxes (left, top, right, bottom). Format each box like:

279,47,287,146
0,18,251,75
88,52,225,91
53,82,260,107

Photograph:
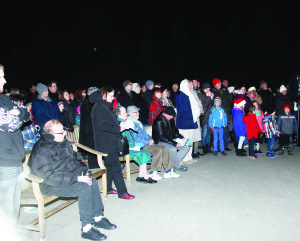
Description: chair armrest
26,173,44,184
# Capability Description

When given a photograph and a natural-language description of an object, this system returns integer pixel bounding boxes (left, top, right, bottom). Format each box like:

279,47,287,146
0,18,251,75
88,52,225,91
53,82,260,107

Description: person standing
47,81,60,103
143,80,154,109
117,79,135,109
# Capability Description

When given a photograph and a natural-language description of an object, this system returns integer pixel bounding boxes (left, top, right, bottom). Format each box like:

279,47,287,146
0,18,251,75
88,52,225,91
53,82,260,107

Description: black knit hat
202,83,211,90
123,79,132,88
163,107,176,116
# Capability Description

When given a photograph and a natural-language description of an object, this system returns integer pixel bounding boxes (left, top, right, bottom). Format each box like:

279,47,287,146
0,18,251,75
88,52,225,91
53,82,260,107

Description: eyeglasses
52,129,66,135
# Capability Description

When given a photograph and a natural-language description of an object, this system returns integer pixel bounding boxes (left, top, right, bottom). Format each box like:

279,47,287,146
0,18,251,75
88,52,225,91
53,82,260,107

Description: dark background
1,1,299,93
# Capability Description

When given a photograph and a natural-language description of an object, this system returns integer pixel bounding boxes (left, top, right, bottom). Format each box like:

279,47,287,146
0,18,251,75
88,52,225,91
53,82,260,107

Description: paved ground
14,143,300,241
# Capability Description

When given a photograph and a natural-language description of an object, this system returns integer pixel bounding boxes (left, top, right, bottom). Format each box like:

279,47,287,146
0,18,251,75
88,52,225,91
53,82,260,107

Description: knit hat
214,97,221,105
36,83,48,94
57,101,64,107
234,98,246,108
127,105,140,114
123,79,132,88
280,85,287,93
212,78,221,87
248,86,256,92
228,86,235,93
87,87,99,96
145,80,154,89
283,103,291,112
132,83,140,92
163,106,176,116
202,83,210,90
260,80,267,87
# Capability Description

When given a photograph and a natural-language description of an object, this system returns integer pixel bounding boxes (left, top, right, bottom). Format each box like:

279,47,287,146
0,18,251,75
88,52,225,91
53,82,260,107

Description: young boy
263,113,280,158
277,103,297,155
209,97,227,156
243,105,262,159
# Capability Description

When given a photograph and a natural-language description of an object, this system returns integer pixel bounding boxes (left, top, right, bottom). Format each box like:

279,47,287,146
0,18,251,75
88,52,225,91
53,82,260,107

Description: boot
236,149,247,156
234,142,238,152
203,145,208,154
288,148,293,155
207,145,213,153
278,148,284,155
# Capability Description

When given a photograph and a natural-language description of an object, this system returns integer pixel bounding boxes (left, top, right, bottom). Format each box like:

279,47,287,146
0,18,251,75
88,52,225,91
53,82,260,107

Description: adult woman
161,87,175,108
149,87,165,124
60,90,77,125
114,106,156,184
89,86,134,200
131,83,149,125
74,89,86,107
247,87,262,105
232,85,250,111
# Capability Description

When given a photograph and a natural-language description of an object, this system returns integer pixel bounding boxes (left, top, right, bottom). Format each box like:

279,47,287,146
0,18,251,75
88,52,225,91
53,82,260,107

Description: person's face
125,83,133,92
192,80,198,89
69,93,74,100
49,83,58,93
30,85,36,94
58,104,64,111
0,69,6,94
215,101,221,108
203,88,210,94
253,102,258,108
261,83,267,90
82,90,86,98
148,84,154,90
18,100,24,106
141,85,147,92
106,91,115,103
188,82,193,91
129,111,139,120
52,123,66,142
215,82,221,90
281,90,287,96
249,90,256,95
239,87,246,94
118,108,127,120
163,113,174,120
172,84,178,92
134,86,141,94
155,91,162,99
41,89,49,99
222,80,228,87
64,92,70,101
162,89,168,97
284,107,290,115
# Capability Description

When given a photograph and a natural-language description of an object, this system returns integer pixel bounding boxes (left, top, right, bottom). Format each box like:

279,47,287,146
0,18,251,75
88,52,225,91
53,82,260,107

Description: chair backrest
21,149,32,191
66,125,79,143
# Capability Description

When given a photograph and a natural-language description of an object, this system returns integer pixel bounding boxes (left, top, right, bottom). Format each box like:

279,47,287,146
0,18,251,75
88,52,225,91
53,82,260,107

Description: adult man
143,80,154,108
27,84,37,103
127,105,180,180
222,79,229,93
48,81,59,103
192,79,200,94
0,64,31,223
28,120,116,240
211,78,232,151
117,79,134,108
258,80,275,114
170,83,179,107
32,83,60,133
152,107,189,172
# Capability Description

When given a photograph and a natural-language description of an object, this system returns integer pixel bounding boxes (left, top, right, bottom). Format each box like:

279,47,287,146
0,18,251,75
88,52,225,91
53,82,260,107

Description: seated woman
149,87,165,124
114,105,157,184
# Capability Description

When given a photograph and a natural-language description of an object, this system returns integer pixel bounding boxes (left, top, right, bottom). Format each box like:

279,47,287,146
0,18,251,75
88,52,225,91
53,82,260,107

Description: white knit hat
132,83,140,92
248,86,256,92
279,85,287,93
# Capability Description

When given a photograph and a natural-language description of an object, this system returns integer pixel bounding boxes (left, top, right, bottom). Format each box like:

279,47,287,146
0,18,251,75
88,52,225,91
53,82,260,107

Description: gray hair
114,105,126,116
87,87,99,96
43,119,61,134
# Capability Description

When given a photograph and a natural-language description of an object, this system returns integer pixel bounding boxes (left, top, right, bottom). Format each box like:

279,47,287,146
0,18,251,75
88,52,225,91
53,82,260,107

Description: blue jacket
176,91,198,129
208,106,227,128
232,108,246,137
127,116,152,147
32,96,61,134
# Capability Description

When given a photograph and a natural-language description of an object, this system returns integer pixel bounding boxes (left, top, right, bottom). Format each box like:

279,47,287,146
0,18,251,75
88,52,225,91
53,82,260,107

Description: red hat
234,98,246,108
212,78,221,87
57,101,64,107
283,103,291,111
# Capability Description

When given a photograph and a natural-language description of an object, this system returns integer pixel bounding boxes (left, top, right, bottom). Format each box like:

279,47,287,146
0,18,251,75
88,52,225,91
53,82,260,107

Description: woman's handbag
118,136,129,156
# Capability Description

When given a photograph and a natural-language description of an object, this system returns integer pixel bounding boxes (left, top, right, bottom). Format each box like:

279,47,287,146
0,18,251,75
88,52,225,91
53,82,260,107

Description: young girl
57,101,74,132
252,100,264,154
209,97,227,156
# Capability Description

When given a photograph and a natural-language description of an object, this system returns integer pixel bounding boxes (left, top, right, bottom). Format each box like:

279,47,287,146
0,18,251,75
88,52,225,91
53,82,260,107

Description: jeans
213,128,224,152
0,165,22,222
201,124,210,146
158,142,190,169
267,137,275,153
248,137,255,156
51,178,104,227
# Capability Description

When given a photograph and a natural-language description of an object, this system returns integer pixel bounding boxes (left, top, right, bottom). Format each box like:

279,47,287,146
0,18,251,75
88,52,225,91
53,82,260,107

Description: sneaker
164,169,180,179
267,153,277,158
81,227,107,240
94,217,117,230
248,156,256,159
213,151,217,156
176,165,188,172
254,150,264,155
221,151,227,156
149,171,163,181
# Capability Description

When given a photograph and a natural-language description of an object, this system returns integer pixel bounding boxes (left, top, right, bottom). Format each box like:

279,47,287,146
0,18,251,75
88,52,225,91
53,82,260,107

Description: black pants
248,137,255,156
279,134,293,149
104,153,128,195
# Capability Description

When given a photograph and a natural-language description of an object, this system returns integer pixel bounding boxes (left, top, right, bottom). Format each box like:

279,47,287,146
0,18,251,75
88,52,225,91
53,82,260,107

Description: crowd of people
0,62,298,240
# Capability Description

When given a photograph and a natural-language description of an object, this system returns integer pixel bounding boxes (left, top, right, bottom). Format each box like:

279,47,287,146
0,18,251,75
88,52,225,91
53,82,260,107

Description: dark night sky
1,1,299,93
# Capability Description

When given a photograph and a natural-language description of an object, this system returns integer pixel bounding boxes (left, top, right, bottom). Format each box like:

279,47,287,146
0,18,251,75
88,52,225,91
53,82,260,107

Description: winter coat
211,87,232,121
243,113,262,140
132,91,149,125
90,92,121,154
170,90,179,107
79,97,94,148
232,108,246,137
60,110,74,132
208,106,227,128
152,112,183,146
149,96,165,124
275,93,294,116
198,92,214,126
117,88,134,109
32,96,61,134
127,116,152,147
143,89,152,109
263,115,279,138
48,91,60,103
63,100,77,125
175,91,198,129
28,133,87,196
254,109,265,133
277,113,297,136
0,95,31,167
258,89,275,114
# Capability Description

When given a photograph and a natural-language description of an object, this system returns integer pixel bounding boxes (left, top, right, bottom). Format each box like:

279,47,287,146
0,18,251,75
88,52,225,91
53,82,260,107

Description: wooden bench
18,143,107,241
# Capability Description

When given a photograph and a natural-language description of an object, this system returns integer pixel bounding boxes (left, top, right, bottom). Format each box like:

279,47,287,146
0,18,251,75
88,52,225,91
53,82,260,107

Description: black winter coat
211,87,232,120
63,100,77,125
60,110,74,132
143,89,152,109
132,91,149,125
117,88,134,108
275,93,293,116
258,89,275,114
28,133,87,196
152,112,183,146
89,92,122,154
198,93,214,125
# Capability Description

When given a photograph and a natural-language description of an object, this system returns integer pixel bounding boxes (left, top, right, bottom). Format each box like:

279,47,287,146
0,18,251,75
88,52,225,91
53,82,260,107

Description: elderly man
32,83,60,133
152,107,189,172
126,105,180,180
0,64,31,223
117,79,134,108
28,119,116,240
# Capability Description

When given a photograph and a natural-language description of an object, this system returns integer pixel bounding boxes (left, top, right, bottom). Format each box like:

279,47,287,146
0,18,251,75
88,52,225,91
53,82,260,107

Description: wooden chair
65,125,79,143
19,143,107,241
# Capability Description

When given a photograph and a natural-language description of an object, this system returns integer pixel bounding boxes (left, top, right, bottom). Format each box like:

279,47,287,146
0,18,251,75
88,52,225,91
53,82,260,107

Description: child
252,100,264,154
57,101,74,132
232,98,247,156
263,113,280,158
243,105,262,159
209,97,227,156
277,103,297,155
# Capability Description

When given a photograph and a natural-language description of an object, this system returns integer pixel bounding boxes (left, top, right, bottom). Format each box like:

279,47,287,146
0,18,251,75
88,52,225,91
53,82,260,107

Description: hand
210,93,214,99
120,126,126,132
77,175,92,186
149,139,154,145
9,109,20,116
176,143,182,148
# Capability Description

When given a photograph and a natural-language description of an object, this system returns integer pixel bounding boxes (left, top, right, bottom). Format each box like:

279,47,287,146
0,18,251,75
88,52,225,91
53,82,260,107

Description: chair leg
125,155,131,184
38,201,46,241
102,173,107,200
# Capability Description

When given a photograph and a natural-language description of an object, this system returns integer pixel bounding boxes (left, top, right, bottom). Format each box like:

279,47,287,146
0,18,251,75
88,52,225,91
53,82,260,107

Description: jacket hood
88,91,102,104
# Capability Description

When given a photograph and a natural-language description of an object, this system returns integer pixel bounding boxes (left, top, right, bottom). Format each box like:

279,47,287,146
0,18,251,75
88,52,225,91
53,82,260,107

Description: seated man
152,107,190,172
28,119,116,240
126,105,180,180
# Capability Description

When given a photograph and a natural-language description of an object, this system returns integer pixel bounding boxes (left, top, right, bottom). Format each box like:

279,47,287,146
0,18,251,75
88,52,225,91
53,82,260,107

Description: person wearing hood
275,85,294,117
90,86,135,200
32,83,61,134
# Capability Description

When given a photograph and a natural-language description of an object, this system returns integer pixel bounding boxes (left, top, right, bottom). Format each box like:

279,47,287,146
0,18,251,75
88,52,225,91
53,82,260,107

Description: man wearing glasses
28,119,116,240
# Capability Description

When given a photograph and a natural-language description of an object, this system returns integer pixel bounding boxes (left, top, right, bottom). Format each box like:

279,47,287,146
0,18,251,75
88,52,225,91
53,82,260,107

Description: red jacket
149,96,165,124
243,113,262,140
